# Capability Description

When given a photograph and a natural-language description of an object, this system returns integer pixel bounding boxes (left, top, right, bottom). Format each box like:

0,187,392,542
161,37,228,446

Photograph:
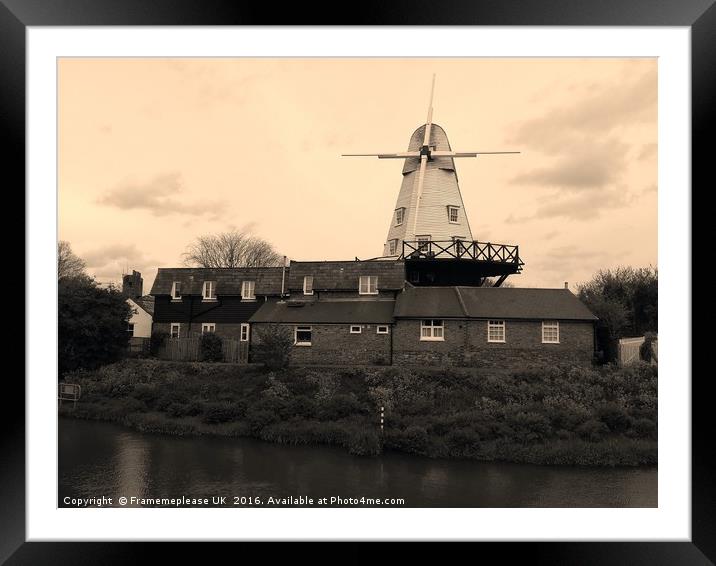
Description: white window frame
127,322,135,335
448,205,460,223
420,319,444,341
241,280,256,300
294,325,312,346
170,323,181,338
388,239,399,256
303,276,314,295
395,207,405,226
202,280,216,301
240,323,250,342
376,325,389,335
488,320,506,343
201,323,216,334
350,325,362,334
416,235,431,252
170,281,182,300
359,275,378,295
542,321,560,344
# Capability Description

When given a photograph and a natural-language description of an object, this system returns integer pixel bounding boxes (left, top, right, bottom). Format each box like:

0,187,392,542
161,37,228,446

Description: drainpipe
281,255,287,298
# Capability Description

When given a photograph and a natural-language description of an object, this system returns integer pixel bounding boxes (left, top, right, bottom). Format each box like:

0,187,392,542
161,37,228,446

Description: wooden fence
618,336,658,366
158,335,249,364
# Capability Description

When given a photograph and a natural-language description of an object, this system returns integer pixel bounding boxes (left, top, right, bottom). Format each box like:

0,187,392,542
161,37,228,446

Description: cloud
537,245,610,273
637,143,657,161
98,173,226,218
506,188,630,223
82,243,159,282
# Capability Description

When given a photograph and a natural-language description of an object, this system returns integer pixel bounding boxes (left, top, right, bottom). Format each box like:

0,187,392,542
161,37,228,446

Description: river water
59,418,656,508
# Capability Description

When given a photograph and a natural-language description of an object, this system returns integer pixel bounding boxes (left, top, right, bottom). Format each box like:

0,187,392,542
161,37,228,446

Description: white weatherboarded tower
344,76,518,258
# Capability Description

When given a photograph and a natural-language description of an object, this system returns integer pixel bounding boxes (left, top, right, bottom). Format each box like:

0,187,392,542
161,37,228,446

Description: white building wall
127,298,152,338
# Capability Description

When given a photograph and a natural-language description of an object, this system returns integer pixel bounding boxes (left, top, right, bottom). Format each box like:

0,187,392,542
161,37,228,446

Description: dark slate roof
287,260,405,291
394,286,598,321
150,267,285,296
249,300,396,324
134,295,155,315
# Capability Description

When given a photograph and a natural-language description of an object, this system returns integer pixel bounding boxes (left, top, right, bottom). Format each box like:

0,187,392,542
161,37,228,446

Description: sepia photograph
56,57,658,510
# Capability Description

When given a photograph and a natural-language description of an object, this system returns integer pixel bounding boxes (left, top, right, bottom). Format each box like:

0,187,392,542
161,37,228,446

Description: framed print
6,0,711,563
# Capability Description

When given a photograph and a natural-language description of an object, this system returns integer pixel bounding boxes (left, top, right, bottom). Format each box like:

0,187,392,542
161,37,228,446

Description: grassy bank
59,359,657,466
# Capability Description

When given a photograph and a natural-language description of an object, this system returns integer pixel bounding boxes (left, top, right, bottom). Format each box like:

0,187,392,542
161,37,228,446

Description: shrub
632,417,657,439
597,402,631,433
385,425,429,455
201,401,243,424
131,382,161,405
166,401,204,418
640,332,657,363
253,325,293,369
347,428,382,456
245,407,280,433
317,394,364,420
576,419,609,441
199,333,223,362
150,331,169,357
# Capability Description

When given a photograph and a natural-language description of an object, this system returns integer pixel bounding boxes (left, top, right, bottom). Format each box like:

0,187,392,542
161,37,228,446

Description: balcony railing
401,240,522,270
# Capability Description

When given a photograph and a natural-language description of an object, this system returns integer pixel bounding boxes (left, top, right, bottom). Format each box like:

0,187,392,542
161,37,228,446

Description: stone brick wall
392,319,594,368
251,322,392,366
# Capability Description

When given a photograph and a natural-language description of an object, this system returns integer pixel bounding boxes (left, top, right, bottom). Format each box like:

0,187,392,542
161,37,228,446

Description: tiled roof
249,300,396,324
287,260,405,291
394,286,598,321
150,267,285,296
134,295,155,315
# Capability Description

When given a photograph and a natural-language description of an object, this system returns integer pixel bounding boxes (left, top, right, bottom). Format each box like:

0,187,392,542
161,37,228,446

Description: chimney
564,281,569,290
122,270,143,299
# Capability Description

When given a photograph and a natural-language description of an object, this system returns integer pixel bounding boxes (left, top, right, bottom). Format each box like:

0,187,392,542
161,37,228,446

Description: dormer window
241,280,256,300
170,281,182,300
303,276,314,295
359,276,378,295
447,205,459,223
395,208,405,226
388,239,399,256
202,280,216,300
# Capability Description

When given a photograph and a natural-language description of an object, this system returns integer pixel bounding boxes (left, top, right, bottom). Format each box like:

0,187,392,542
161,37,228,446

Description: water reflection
59,418,657,508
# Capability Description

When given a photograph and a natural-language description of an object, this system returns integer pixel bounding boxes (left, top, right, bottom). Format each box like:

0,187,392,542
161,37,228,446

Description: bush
576,419,609,441
166,401,204,418
200,333,223,362
317,394,364,420
201,401,243,424
385,425,429,455
640,332,657,363
597,402,631,433
253,325,293,369
347,428,382,456
150,331,169,357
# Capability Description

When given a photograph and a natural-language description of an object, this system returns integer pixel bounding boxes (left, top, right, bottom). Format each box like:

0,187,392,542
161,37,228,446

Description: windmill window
303,276,314,295
448,206,459,223
542,321,560,344
241,280,256,300
416,235,431,252
420,319,444,341
359,276,378,295
488,320,506,343
170,281,182,300
452,236,466,254
395,208,405,226
202,280,216,300
388,239,399,256
295,326,312,346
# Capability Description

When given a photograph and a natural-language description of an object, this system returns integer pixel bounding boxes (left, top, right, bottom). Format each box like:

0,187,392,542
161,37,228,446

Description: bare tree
58,241,87,280
183,230,283,268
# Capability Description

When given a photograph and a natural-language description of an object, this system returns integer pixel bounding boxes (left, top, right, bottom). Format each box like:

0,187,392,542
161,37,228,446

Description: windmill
343,75,524,287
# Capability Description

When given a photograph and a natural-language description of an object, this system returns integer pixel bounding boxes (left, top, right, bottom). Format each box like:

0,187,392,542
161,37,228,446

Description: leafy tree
183,229,283,268
200,332,223,362
58,241,87,280
253,324,293,369
58,276,132,378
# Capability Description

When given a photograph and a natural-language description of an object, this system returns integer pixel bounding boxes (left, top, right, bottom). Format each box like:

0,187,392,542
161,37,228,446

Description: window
542,321,560,343
240,323,250,342
350,325,362,334
170,323,181,338
452,236,466,255
201,323,216,334
488,320,505,343
377,325,389,334
395,207,405,226
127,323,135,335
202,280,216,300
420,319,444,341
388,239,399,256
171,281,182,300
295,325,312,346
241,280,256,300
303,276,314,295
447,205,459,223
416,235,431,252
359,275,378,295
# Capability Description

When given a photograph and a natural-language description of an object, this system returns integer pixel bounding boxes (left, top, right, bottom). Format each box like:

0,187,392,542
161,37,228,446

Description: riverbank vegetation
59,359,657,466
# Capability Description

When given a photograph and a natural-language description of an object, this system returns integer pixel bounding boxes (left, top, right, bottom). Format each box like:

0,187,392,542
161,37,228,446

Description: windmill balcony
401,240,523,272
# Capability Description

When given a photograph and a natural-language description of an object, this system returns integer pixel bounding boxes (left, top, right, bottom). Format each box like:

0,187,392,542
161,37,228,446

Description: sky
58,57,657,291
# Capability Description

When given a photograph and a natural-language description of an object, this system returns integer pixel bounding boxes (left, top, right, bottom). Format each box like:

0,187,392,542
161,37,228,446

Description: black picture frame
5,1,708,563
